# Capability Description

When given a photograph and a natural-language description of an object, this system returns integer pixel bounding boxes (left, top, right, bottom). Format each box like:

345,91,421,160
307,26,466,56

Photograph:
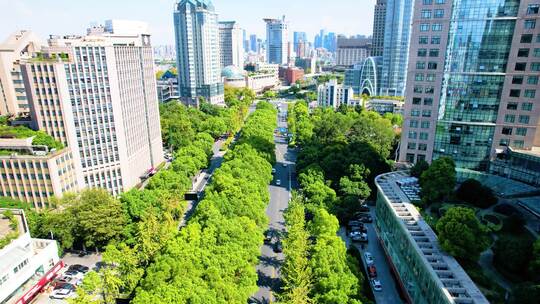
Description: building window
425,86,435,94
502,127,513,135
413,97,422,105
525,19,537,29
411,109,421,117
537,34,540,42
415,73,425,81
416,62,426,69
522,102,533,111
534,48,540,57
515,62,527,71
408,142,417,150
421,121,430,128
434,9,444,18
418,143,428,151
406,153,415,163
512,76,524,84
410,120,419,128
525,89,536,98
527,4,540,14
519,115,530,124
418,48,427,57
426,74,436,82
528,75,539,84
409,131,418,139
431,36,441,44
518,48,530,57
499,139,510,146
429,49,439,57
424,98,433,106
521,34,533,43
516,128,528,136
422,110,432,117
419,132,429,140
510,89,521,97
414,86,423,93
531,62,540,71
513,140,525,148
428,62,438,69
432,23,443,31
423,0,433,4
420,24,430,32
507,102,518,110
435,0,445,4
419,36,429,44
504,114,515,123
421,10,432,19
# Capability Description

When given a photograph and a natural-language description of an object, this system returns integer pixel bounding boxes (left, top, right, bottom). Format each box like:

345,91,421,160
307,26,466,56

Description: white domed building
222,65,279,93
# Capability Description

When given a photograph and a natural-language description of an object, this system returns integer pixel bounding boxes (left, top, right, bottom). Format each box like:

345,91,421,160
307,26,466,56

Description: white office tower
317,79,354,109
20,20,164,195
219,21,244,69
0,31,42,116
264,17,289,65
174,0,224,105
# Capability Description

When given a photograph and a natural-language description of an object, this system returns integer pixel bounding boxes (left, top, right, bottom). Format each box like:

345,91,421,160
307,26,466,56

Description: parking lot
33,253,102,303
340,206,404,304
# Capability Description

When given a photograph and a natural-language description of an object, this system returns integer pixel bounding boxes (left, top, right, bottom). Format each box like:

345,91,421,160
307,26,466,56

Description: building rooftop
0,209,26,239
511,146,540,158
375,171,489,304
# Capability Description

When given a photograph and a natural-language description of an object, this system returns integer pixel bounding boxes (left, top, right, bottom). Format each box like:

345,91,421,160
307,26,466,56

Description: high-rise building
293,31,307,53
218,21,244,69
380,0,414,96
250,34,258,52
242,29,249,53
336,36,370,67
19,20,164,195
174,0,224,105
323,32,337,52
371,0,387,57
0,31,42,116
399,0,540,171
264,17,289,65
314,29,326,49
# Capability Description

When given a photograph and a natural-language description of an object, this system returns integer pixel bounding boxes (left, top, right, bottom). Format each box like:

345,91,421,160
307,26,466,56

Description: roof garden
0,122,63,154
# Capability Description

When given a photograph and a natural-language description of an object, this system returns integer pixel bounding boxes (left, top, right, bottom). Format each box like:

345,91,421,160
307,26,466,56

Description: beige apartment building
0,31,42,116
400,0,540,172
0,137,82,209
16,20,164,196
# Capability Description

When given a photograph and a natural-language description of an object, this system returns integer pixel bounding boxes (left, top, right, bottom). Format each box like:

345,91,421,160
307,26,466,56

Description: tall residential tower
218,21,244,69
371,0,387,57
174,0,224,105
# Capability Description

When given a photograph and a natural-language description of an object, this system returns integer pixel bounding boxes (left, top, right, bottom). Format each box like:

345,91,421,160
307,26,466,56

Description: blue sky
0,0,376,45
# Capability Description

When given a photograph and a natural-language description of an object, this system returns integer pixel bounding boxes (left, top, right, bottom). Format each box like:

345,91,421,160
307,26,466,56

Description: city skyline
0,0,376,45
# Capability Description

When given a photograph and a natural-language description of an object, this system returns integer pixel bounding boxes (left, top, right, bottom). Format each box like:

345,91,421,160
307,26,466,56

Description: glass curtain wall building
380,0,415,96
400,0,540,171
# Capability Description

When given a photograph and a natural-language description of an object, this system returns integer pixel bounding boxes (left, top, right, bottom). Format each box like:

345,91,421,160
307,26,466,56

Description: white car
272,168,276,174
371,279,382,292
364,252,374,265
50,285,75,299
276,179,281,186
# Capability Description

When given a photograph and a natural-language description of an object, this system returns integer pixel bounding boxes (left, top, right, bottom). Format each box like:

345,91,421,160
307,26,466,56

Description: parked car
282,163,287,167
371,279,382,291
358,204,370,212
351,232,368,243
367,265,377,278
358,214,373,223
50,283,75,299
276,179,281,186
364,252,374,265
272,168,276,174
68,264,90,274
348,220,362,228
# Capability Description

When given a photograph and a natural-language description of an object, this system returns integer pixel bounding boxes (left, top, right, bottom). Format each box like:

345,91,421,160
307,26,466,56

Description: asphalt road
252,101,295,304
341,207,404,304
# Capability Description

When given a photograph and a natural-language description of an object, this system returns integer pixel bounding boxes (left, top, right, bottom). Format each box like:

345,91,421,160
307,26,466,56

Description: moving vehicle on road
371,279,382,292
367,265,377,278
364,252,374,265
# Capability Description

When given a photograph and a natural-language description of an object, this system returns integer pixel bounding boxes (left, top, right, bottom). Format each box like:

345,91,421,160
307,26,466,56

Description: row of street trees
131,102,277,303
